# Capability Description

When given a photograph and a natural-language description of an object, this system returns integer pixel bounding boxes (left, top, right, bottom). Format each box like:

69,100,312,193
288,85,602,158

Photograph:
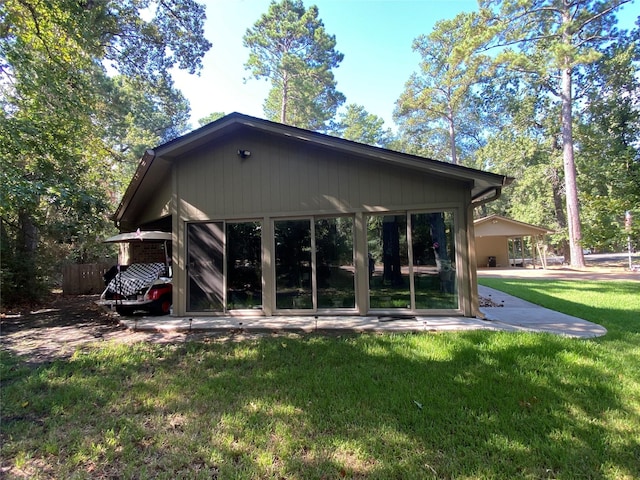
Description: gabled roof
114,113,513,226
474,215,553,237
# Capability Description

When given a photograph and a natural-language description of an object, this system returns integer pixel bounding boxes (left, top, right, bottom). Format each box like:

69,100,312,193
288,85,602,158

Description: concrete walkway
477,285,606,338
120,286,606,338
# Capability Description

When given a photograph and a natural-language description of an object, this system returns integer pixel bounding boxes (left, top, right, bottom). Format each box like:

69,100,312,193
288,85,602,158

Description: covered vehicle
96,231,172,316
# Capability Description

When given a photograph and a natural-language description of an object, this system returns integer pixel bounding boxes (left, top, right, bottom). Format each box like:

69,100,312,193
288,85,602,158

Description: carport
474,215,552,269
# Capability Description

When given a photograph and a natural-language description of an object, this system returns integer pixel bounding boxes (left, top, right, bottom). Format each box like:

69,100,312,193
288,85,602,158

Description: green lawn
1,280,639,479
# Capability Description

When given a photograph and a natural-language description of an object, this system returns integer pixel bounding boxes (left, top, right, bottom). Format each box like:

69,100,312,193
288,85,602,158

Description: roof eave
474,215,554,235
113,149,156,226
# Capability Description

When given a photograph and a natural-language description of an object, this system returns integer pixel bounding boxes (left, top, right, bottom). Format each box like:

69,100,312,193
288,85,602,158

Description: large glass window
185,213,456,314
187,222,224,312
411,212,457,309
367,211,458,311
367,214,410,309
226,222,262,310
275,219,312,309
315,217,355,309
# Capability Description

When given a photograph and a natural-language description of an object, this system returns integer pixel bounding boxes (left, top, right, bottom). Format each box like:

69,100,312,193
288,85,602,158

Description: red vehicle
96,231,172,316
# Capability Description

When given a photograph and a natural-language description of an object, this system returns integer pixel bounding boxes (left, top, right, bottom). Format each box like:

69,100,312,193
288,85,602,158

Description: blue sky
172,0,479,129
172,0,639,131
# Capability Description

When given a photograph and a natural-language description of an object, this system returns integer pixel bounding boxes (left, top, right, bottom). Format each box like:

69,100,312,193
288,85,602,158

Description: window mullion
311,218,317,311
407,213,415,311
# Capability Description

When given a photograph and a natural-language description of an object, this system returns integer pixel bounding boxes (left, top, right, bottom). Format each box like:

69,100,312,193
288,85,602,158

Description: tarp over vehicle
106,263,167,296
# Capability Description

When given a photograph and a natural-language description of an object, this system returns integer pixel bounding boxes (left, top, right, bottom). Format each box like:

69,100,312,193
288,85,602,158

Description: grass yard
1,279,639,479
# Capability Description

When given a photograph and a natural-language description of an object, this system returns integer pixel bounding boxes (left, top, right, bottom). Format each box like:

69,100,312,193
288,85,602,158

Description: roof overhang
474,215,553,238
114,113,513,226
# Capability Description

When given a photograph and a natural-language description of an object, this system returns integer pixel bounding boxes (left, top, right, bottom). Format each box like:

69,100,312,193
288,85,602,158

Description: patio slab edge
118,315,505,335
117,310,606,338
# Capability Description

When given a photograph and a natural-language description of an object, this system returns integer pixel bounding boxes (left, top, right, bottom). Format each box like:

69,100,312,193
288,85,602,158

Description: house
112,113,511,318
474,215,553,269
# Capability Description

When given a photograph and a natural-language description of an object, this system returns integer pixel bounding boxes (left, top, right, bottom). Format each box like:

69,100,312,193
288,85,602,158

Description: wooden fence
62,262,114,295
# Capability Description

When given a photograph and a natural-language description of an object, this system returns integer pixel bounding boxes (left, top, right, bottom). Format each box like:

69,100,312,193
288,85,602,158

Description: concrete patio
119,285,607,339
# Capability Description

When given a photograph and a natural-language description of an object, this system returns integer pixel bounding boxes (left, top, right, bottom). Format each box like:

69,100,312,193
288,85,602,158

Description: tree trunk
280,72,288,124
16,209,40,300
560,7,585,269
561,66,585,268
18,209,38,257
382,217,403,286
448,104,458,165
550,166,570,263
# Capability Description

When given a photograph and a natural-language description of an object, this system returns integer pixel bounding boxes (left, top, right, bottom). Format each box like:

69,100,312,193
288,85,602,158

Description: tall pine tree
243,0,344,130
474,0,632,267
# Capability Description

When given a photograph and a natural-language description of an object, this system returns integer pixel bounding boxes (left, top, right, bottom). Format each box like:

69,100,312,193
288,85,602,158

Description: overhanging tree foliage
473,0,633,267
243,0,344,130
198,112,226,127
0,0,211,305
577,33,640,251
474,72,573,254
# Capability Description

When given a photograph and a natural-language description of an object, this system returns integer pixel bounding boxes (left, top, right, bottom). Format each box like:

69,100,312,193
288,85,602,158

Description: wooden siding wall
175,130,467,220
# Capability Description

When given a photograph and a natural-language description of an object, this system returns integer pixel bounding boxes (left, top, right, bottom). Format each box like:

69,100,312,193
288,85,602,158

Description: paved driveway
478,264,640,282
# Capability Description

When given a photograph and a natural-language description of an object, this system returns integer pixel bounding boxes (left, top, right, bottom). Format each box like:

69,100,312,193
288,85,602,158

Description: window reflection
367,215,410,309
275,219,312,309
411,212,457,309
367,211,457,310
187,222,224,311
315,217,355,309
227,222,262,310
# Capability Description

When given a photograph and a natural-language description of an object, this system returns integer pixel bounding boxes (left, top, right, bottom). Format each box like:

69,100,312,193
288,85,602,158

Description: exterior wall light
237,149,251,159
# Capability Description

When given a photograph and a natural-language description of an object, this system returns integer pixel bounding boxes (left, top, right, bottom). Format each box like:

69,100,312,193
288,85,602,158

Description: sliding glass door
187,222,224,312
187,221,262,312
367,215,410,309
315,217,355,309
411,212,457,309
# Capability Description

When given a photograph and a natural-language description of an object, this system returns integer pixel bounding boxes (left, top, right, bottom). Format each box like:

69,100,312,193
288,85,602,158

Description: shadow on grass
2,329,639,479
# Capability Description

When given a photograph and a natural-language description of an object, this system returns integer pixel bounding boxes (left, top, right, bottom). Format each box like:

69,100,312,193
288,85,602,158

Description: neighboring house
113,113,511,318
474,215,553,269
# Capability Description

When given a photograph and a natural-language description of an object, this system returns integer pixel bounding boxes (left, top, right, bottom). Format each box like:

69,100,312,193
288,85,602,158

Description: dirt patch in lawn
0,294,211,365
